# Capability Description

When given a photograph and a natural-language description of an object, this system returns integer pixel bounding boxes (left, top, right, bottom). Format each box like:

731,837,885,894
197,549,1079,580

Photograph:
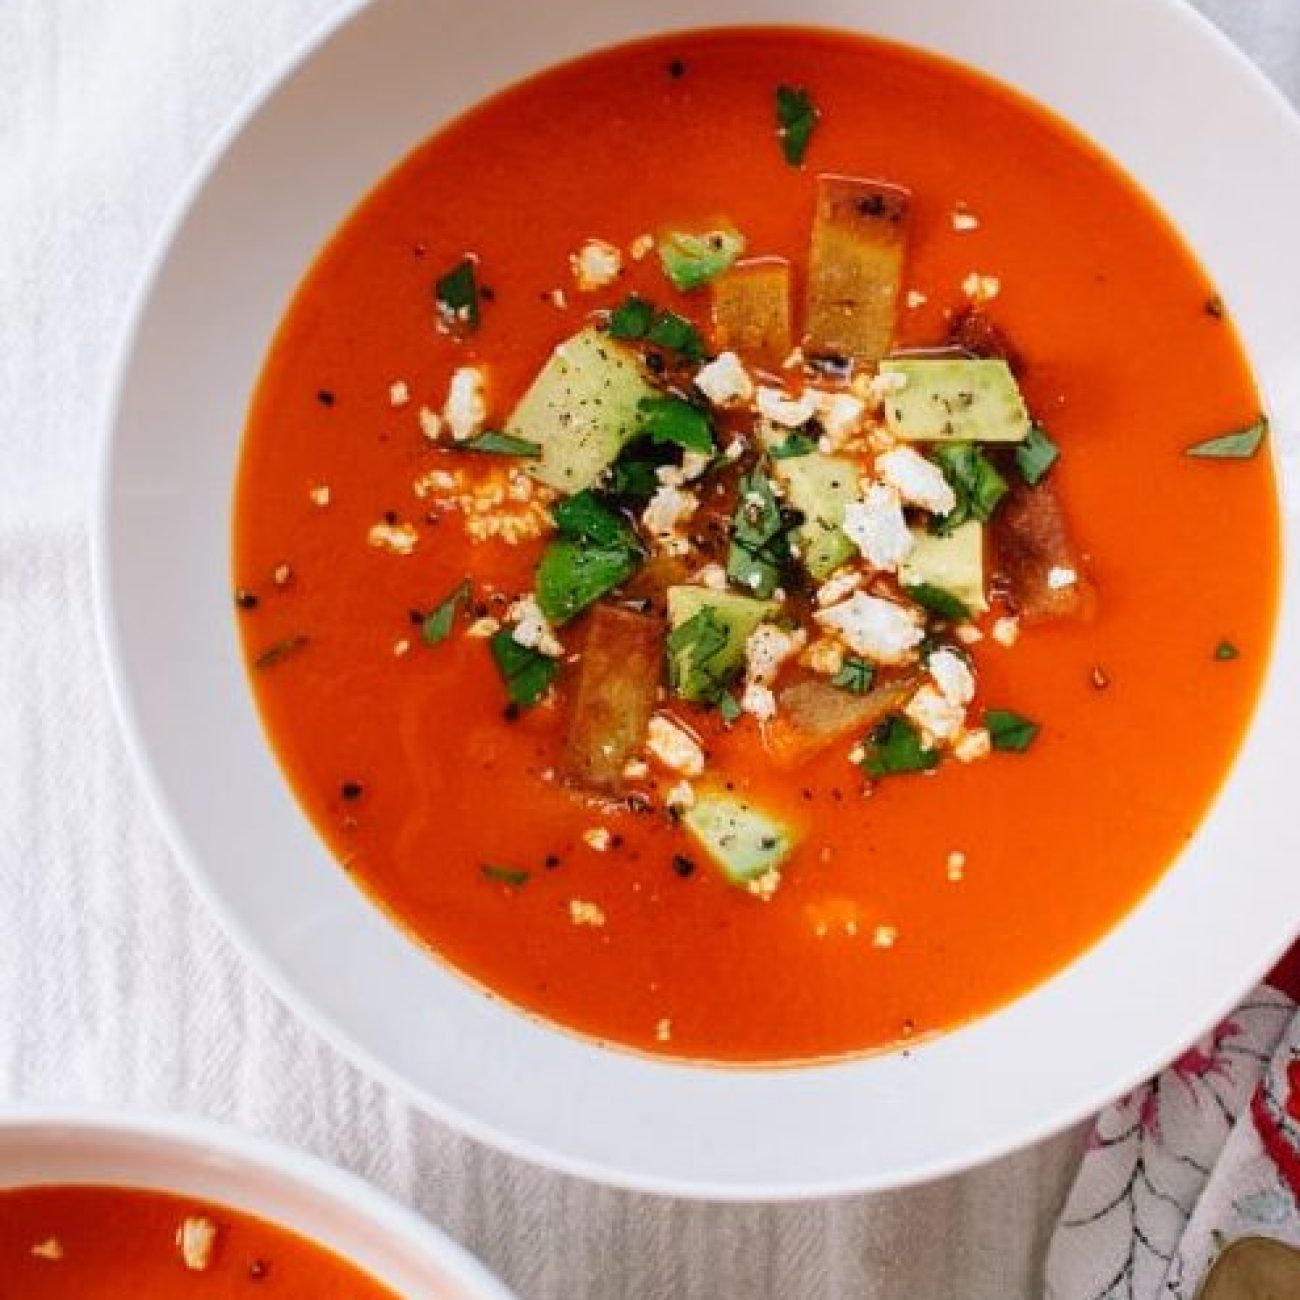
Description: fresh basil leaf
1016,424,1060,486
666,606,733,703
646,309,707,360
481,864,530,887
905,583,970,622
489,630,559,708
769,432,817,460
536,540,640,625
931,442,1009,534
639,395,715,454
1185,417,1268,460
253,634,309,670
462,430,540,458
1215,639,1240,661
985,709,1039,752
717,691,743,725
726,470,790,600
552,491,642,551
861,717,939,777
657,227,746,292
435,257,480,331
775,85,819,166
831,657,875,695
422,579,470,645
609,294,654,340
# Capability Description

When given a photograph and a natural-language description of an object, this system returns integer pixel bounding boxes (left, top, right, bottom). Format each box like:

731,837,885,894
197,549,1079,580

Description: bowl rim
0,1104,516,1298
91,0,1300,1200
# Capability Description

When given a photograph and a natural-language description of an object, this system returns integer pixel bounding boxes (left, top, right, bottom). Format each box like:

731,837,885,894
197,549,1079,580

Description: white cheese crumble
1047,565,1079,590
507,594,564,658
756,385,819,428
465,616,502,639
629,233,655,261
646,714,705,776
656,450,712,487
571,238,623,291
876,446,957,515
842,484,914,572
815,592,924,663
640,484,698,552
30,1238,63,1261
693,562,728,591
694,351,754,407
905,684,967,745
665,779,696,811
418,406,443,443
947,850,967,881
623,757,650,780
951,209,980,232
583,827,612,853
872,924,898,949
367,521,418,555
954,728,992,764
962,272,1001,303
906,289,929,309
991,616,1021,647
955,623,984,645
741,681,777,721
443,366,488,442
801,636,846,676
745,623,805,685
655,1017,673,1042
177,1217,219,1272
309,484,331,507
748,869,782,901
813,391,866,446
928,647,976,707
389,380,411,408
569,899,607,927
815,569,863,607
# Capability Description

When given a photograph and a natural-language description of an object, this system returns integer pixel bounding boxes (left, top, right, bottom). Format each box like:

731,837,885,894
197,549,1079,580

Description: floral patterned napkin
1045,948,1300,1299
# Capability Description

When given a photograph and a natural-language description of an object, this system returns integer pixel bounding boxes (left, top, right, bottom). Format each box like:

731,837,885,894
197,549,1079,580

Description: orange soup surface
235,29,1278,1063
0,1185,398,1298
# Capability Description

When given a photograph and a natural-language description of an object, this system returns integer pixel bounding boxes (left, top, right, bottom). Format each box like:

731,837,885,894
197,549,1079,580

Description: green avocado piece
879,358,1031,444
665,586,776,704
899,521,987,613
683,792,797,885
772,452,859,579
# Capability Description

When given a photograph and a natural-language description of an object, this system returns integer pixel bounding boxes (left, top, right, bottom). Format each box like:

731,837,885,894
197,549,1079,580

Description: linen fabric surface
1,3,1296,1297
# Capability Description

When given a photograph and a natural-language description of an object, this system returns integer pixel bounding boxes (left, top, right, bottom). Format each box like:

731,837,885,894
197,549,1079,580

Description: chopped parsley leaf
608,294,655,340
831,657,875,695
462,430,540,458
985,709,1040,752
1016,424,1060,486
861,717,939,777
666,606,733,703
434,257,480,331
769,431,817,460
717,691,743,725
1185,417,1268,460
931,442,1009,534
775,85,819,166
481,864,530,887
489,630,558,708
253,634,309,670
726,470,790,600
552,490,642,551
646,309,707,360
422,579,470,645
1215,639,1241,661
639,395,715,454
536,539,639,625
905,583,970,622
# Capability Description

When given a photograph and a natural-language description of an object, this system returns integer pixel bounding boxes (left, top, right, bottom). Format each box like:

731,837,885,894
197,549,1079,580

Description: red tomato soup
0,1186,398,1298
234,29,1278,1063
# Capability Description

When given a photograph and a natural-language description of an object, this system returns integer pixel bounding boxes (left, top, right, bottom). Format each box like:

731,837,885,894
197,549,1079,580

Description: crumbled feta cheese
906,290,928,310
756,385,819,428
906,684,967,744
815,592,924,663
872,924,898,949
309,484,331,507
693,562,728,591
955,623,984,645
741,681,777,721
641,485,698,550
928,647,976,707
801,636,846,676
623,758,650,780
508,594,564,658
842,484,914,572
655,1017,673,1042
443,366,488,441
30,1238,63,1261
367,521,418,555
947,850,967,882
747,869,782,901
465,616,502,639
389,380,410,408
547,288,568,310
815,569,863,607
656,450,712,487
646,714,705,776
954,728,992,764
273,563,292,587
418,406,443,443
813,391,866,445
991,616,1021,647
570,238,623,291
629,233,655,261
962,272,1001,303
583,827,612,852
665,779,696,811
393,638,411,657
867,369,910,402
876,447,957,515
951,209,980,232
745,623,805,685
723,438,746,462
569,899,607,927
695,351,754,408
177,1217,219,1272
1047,565,1079,590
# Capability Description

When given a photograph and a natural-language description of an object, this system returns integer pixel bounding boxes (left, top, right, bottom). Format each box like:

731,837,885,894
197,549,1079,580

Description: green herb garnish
657,227,747,292
422,579,470,645
435,257,480,331
1215,639,1241,661
536,540,640,625
489,630,559,708
552,490,641,550
1185,417,1268,460
832,657,875,695
860,717,939,777
1016,424,1060,486
726,470,791,600
462,430,540,458
769,432,817,460
775,85,819,166
666,606,733,703
481,864,530,887
718,691,743,725
985,709,1040,752
253,634,309,670
607,455,660,500
931,442,1009,534
608,294,655,340
646,309,707,360
639,395,715,454
905,583,971,622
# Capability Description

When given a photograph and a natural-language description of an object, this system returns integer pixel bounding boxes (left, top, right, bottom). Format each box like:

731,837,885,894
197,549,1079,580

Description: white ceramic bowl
95,0,1300,1198
0,1109,514,1298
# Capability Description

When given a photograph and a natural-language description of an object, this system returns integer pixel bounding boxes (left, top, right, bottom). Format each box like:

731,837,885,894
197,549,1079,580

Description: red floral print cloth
1046,949,1300,1299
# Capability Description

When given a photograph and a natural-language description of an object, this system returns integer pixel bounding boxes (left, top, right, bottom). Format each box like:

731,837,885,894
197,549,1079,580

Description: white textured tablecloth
2,3,1296,1296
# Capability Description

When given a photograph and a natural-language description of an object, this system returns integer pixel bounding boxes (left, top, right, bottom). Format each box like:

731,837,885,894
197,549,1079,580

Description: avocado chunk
666,586,776,704
772,452,859,580
879,359,1031,444
899,521,987,613
509,327,659,493
683,792,797,885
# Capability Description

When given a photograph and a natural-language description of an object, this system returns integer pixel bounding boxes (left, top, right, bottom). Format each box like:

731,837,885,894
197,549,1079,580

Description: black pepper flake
611,834,625,850
316,389,336,407
668,58,686,78
801,788,814,801
248,1259,270,1281
503,702,521,722
340,781,364,801
408,608,426,626
1205,294,1225,319
480,284,496,302
644,352,666,376
671,854,696,878
235,588,259,610
383,509,398,525
544,854,562,870
1091,666,1111,690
